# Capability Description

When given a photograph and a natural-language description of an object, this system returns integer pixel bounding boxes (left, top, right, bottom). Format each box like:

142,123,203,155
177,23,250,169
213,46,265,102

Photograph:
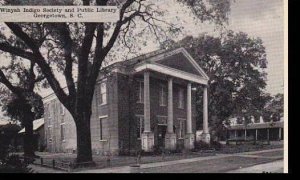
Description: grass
29,141,283,172
216,142,283,154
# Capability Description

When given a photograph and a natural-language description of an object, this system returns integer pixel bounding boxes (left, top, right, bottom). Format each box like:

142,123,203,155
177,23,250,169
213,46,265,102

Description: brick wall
90,73,119,155
44,71,199,155
44,99,77,153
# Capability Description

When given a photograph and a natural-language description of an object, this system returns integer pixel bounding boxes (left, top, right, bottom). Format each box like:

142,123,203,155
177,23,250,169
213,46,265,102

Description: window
178,88,184,109
60,104,65,116
60,123,65,141
178,119,186,139
157,115,167,125
137,81,144,103
97,82,107,105
99,116,107,140
159,84,167,106
136,115,144,139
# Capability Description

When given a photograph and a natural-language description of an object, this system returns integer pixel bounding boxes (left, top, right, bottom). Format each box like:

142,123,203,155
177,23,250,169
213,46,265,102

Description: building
43,48,210,155
18,118,45,151
226,117,283,143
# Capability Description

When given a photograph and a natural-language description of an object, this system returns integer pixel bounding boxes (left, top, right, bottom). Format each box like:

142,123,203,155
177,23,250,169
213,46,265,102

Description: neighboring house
43,47,210,155
226,117,284,142
18,118,45,151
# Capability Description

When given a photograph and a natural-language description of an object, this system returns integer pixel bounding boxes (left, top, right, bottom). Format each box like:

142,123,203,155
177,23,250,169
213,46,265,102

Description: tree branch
86,24,105,98
76,23,97,106
3,23,70,108
28,61,36,91
5,23,40,53
0,69,21,96
103,0,136,54
55,23,76,100
0,42,36,61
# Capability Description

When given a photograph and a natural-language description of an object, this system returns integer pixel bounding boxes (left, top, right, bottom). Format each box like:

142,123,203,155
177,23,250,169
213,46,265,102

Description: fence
20,149,216,172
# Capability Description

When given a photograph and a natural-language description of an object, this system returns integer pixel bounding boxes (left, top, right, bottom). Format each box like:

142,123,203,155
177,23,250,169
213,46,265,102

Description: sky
123,0,285,95
165,0,284,95
228,0,284,95
0,0,285,119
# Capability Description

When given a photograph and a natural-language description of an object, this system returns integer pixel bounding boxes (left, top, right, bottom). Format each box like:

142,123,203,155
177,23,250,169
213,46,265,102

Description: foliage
0,154,33,173
162,31,268,136
194,140,223,151
0,123,21,152
0,141,32,173
1,92,44,123
262,93,283,122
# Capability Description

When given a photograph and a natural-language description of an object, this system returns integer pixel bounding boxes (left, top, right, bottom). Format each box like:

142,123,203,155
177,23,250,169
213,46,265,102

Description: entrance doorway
157,125,167,148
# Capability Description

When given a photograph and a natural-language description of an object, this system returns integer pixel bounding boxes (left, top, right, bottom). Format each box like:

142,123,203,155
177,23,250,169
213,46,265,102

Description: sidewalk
227,160,284,173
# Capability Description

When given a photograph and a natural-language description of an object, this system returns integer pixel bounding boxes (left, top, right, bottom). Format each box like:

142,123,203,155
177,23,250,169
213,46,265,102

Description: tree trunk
74,111,94,166
23,113,35,158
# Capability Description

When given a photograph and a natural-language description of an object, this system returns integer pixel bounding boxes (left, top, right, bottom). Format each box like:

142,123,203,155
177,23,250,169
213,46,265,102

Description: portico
134,48,210,152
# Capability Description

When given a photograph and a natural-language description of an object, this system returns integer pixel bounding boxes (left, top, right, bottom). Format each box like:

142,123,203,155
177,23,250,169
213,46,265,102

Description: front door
157,125,167,148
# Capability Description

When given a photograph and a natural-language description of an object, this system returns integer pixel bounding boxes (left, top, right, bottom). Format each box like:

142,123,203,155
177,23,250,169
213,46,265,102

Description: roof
0,119,10,126
43,47,209,99
18,118,44,133
226,121,284,130
109,47,209,78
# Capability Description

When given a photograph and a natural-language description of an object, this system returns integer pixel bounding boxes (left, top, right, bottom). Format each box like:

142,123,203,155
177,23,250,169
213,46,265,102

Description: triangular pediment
156,53,202,76
152,48,209,79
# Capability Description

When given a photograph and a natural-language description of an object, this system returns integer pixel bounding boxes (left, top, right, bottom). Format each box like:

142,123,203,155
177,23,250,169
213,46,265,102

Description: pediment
156,53,203,77
152,48,209,80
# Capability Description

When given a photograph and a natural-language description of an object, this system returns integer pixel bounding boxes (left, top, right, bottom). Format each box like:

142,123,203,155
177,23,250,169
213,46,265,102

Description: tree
162,31,268,139
0,0,231,164
262,93,283,122
0,62,44,158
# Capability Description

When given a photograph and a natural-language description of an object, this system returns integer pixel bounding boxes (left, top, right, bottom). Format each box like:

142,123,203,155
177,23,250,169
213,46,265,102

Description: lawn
29,141,283,172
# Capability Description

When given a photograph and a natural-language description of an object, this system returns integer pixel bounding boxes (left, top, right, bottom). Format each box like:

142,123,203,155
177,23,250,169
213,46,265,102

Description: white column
141,71,154,152
165,78,176,150
256,129,258,141
278,128,282,140
167,78,173,133
235,130,237,139
200,85,210,144
187,82,192,134
184,82,194,150
144,71,151,132
203,86,208,134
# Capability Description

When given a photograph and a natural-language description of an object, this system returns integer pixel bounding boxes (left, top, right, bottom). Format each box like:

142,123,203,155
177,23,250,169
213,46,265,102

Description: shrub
0,144,32,173
210,140,223,150
194,140,210,150
194,140,224,151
